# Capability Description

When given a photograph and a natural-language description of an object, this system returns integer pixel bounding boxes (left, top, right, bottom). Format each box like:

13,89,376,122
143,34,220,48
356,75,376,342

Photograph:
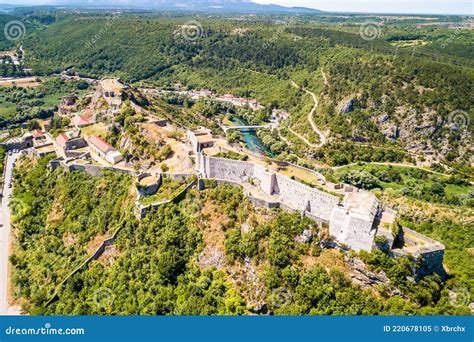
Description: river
229,117,275,158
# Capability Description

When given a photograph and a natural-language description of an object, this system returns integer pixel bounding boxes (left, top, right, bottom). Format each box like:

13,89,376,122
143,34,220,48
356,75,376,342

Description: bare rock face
338,98,356,114
197,247,226,270
345,256,401,295
119,135,131,150
384,125,400,141
295,229,313,243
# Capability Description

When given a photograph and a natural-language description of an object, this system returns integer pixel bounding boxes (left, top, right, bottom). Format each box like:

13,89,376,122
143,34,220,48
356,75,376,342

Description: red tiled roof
72,113,93,127
56,133,69,147
89,136,113,154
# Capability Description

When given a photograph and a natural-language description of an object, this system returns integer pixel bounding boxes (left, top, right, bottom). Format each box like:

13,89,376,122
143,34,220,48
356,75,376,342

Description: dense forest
9,156,472,315
15,14,472,168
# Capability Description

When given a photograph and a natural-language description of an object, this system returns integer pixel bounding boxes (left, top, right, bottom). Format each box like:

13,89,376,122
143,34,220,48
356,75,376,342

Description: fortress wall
165,173,194,181
330,207,377,252
329,206,350,243
207,156,254,183
274,174,339,221
200,155,339,222
50,159,137,177
248,195,280,209
253,165,275,195
415,249,446,280
341,216,375,252
399,227,446,280
80,165,104,177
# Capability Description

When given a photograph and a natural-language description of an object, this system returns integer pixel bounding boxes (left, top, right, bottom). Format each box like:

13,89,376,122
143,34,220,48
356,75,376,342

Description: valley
0,5,472,317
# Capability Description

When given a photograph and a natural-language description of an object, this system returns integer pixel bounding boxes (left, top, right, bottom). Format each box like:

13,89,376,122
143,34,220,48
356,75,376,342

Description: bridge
221,124,272,133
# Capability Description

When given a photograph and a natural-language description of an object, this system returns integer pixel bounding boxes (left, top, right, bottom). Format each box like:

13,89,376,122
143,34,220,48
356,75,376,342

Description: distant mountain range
2,0,323,14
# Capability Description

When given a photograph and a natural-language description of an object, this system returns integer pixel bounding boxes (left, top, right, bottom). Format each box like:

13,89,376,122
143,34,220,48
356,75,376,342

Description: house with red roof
72,113,94,128
55,131,87,152
31,129,45,139
88,136,124,164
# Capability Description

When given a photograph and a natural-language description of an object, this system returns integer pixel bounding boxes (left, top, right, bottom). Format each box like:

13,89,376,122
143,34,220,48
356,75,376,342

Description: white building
88,136,124,164
187,127,214,153
329,192,380,252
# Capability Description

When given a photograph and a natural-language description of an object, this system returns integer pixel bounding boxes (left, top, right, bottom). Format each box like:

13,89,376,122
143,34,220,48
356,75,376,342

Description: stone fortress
198,153,339,222
196,153,446,280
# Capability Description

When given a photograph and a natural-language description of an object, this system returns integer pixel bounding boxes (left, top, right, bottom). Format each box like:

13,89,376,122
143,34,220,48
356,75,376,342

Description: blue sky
255,0,473,14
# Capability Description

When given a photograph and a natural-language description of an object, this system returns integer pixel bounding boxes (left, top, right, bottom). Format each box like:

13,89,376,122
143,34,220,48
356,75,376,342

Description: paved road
0,151,22,315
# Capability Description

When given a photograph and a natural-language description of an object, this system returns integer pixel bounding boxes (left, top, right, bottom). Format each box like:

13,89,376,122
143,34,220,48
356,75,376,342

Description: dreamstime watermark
268,287,293,308
85,13,121,49
5,323,85,336
448,110,470,130
440,17,474,49
92,287,115,308
448,287,470,308
174,20,205,42
182,194,203,217
3,20,26,41
359,21,382,41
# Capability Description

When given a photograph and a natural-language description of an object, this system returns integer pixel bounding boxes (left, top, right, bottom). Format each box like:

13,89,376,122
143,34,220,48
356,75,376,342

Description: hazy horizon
0,0,472,15
255,0,473,15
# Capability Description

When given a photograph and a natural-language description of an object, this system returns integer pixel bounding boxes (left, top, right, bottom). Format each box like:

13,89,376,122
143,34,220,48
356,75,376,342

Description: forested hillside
9,156,472,315
3,11,472,317
20,14,473,167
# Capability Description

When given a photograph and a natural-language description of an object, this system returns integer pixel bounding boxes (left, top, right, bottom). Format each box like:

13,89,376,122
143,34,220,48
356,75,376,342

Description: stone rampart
198,154,340,222
205,156,255,183
274,174,339,221
398,227,446,280
49,159,137,177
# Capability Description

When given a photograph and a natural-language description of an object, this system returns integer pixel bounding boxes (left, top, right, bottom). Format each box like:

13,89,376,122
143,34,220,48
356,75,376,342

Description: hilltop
5,0,323,13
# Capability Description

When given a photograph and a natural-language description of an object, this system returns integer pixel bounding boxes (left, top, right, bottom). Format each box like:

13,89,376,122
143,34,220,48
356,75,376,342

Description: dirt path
288,128,320,148
321,68,329,86
291,80,327,148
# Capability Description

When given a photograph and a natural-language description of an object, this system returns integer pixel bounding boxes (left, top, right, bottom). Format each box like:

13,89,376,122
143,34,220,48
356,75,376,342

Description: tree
27,119,41,130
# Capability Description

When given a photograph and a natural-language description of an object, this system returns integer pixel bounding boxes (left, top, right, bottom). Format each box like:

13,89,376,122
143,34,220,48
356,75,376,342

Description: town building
31,130,56,157
271,109,290,124
88,136,124,164
31,129,45,140
55,130,87,152
72,112,94,128
42,119,51,131
216,94,264,111
187,127,215,153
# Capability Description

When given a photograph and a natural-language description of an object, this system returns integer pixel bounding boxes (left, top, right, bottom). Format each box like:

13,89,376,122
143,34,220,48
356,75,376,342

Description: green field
331,164,473,206
0,77,90,128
